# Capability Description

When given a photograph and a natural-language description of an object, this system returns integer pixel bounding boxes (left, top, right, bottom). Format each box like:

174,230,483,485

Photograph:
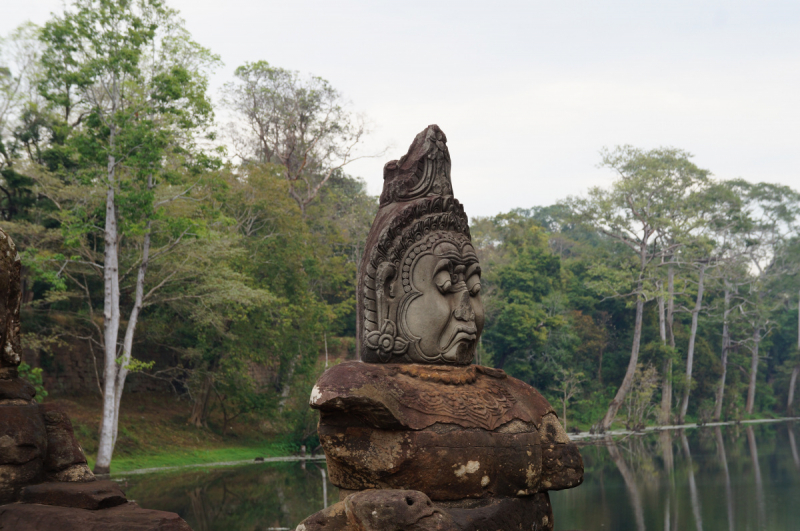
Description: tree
551,367,584,431
568,146,709,432
480,218,563,373
222,61,377,214
730,181,800,414
0,23,42,221
37,0,220,473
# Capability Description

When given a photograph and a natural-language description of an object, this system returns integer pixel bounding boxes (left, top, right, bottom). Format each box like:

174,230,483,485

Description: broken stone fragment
297,489,457,531
39,403,95,482
297,489,555,531
0,404,46,503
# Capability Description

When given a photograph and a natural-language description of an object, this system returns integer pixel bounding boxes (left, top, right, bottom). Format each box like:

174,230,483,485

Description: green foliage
18,361,47,402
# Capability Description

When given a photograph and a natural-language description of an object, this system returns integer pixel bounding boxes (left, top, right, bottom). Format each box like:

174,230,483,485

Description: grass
88,443,298,473
48,392,302,474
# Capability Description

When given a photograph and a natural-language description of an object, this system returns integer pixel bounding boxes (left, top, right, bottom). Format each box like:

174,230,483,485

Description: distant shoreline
570,416,800,442
107,417,800,477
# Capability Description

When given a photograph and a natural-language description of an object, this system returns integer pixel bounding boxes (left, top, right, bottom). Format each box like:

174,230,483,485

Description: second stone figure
297,125,583,531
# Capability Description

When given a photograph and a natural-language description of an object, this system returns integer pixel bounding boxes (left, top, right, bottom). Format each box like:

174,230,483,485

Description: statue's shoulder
310,362,555,431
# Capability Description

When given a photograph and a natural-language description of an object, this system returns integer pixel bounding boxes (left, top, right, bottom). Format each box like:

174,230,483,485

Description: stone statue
297,126,583,531
0,227,191,530
358,125,481,365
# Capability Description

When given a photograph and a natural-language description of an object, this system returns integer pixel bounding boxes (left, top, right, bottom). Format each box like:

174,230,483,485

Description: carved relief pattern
386,372,518,431
380,126,452,207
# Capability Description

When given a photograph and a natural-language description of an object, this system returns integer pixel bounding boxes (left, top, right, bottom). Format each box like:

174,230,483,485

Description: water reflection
120,422,800,531
552,422,800,531
123,461,336,530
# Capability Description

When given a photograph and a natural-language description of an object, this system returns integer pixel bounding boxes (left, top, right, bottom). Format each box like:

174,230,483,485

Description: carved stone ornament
357,125,483,365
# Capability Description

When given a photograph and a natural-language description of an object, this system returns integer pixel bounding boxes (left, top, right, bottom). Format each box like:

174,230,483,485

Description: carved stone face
398,232,484,364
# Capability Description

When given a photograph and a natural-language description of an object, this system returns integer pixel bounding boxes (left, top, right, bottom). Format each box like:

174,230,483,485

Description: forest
1,0,798,472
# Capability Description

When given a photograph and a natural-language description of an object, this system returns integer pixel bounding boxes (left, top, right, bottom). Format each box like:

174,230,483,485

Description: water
120,421,800,531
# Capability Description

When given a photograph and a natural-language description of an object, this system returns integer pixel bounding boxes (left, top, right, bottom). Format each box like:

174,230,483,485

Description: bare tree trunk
789,289,800,409
678,265,705,424
95,170,153,473
189,373,214,427
598,282,644,432
661,264,676,424
95,139,120,475
789,366,800,409
278,348,301,413
714,283,732,421
746,327,760,414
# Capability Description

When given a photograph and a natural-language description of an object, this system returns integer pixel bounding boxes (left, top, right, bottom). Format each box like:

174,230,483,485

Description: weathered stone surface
39,402,93,480
319,423,543,499
297,490,457,531
0,377,35,401
20,479,125,509
440,493,554,531
312,362,553,431
0,501,193,530
298,491,553,531
0,404,46,503
346,489,457,531
0,461,42,505
296,501,355,531
0,404,46,465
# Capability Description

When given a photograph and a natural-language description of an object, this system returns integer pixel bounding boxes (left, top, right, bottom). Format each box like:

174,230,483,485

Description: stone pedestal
297,362,583,530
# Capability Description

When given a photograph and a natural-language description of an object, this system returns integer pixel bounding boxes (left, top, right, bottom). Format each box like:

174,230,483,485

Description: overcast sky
3,1,799,217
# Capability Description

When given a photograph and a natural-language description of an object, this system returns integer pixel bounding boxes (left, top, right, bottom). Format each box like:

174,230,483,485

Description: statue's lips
439,325,478,353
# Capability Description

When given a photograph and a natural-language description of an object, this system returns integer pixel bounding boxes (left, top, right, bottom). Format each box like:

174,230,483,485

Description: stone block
20,479,125,510
0,501,192,530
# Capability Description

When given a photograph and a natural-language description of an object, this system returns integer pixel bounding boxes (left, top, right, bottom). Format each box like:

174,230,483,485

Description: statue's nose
453,289,475,322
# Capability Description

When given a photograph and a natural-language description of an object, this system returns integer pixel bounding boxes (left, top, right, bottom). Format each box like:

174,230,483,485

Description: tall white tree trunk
660,263,675,424
598,280,644,432
714,283,731,421
746,327,760,414
95,143,120,474
790,288,800,409
789,366,800,409
95,180,152,473
678,265,705,424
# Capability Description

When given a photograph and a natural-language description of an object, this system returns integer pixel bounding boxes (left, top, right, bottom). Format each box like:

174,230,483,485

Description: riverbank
48,393,301,473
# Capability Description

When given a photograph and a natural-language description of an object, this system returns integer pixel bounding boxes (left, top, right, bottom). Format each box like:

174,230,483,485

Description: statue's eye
434,269,452,294
467,275,481,296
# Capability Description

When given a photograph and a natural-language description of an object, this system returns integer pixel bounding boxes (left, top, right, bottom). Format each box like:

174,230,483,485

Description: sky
3,0,800,217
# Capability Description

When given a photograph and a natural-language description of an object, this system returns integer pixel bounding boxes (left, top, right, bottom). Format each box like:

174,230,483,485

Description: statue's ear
374,263,396,324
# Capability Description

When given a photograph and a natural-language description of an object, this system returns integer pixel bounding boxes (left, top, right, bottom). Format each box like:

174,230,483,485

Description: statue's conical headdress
357,125,481,365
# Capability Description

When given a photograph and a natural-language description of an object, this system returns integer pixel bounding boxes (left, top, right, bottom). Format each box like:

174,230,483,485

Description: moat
120,421,800,531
